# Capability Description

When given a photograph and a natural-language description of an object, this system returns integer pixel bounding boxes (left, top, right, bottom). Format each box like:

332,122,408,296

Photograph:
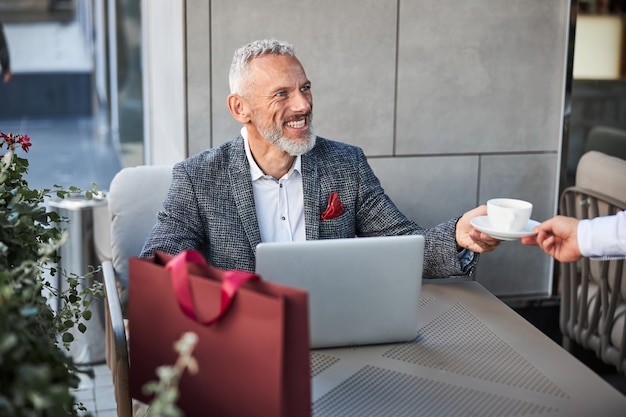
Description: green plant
0,131,103,416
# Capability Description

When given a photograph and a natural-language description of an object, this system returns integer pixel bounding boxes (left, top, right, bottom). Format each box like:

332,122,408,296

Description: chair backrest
103,260,132,417
583,126,626,161
108,165,173,287
576,150,626,202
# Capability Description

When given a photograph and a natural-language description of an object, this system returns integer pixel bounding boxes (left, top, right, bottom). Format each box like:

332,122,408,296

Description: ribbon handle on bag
166,250,259,325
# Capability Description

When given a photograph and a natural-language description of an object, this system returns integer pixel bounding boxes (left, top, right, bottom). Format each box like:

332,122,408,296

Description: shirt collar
242,126,301,181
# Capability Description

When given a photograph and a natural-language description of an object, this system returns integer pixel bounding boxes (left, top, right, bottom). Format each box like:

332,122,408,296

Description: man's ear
227,94,251,124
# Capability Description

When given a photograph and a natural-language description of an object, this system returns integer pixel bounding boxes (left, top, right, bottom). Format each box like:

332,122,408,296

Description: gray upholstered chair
108,165,173,290
559,151,626,374
101,165,173,415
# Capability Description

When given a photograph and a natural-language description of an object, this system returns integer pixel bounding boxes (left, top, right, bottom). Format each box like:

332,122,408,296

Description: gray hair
229,39,296,95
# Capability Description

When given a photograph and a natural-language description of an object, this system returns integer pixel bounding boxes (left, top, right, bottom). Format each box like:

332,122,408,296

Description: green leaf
0,333,18,353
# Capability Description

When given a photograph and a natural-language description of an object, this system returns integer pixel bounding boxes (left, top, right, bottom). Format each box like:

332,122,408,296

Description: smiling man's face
244,54,316,156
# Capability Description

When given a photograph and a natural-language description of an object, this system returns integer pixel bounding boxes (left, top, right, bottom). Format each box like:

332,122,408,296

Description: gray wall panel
396,0,568,155
479,153,558,221
209,0,397,155
186,0,211,156
369,156,479,228
476,243,552,297
476,153,559,295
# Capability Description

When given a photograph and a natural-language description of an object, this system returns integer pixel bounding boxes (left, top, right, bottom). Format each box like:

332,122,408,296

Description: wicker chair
559,151,626,373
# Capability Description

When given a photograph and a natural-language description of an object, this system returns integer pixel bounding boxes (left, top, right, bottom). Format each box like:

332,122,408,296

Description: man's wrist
458,248,474,271
454,216,464,252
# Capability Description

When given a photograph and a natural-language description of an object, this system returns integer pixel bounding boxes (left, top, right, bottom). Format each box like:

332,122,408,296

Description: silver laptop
255,235,424,348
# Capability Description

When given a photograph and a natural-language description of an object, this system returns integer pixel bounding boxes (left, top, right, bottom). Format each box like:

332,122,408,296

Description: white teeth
286,119,305,128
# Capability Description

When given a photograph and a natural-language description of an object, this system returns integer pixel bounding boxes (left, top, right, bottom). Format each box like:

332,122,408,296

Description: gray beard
262,123,317,156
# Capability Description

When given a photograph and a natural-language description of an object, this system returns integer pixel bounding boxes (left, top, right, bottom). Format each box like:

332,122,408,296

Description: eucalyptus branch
138,332,200,417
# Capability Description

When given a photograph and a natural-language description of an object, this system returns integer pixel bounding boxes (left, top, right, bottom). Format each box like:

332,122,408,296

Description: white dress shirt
242,128,306,243
577,210,626,258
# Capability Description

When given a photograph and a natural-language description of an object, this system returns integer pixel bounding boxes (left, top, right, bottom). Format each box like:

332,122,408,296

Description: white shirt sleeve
577,210,626,258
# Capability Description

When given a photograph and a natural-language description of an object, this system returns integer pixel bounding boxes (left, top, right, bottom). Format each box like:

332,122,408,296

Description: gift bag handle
166,250,259,325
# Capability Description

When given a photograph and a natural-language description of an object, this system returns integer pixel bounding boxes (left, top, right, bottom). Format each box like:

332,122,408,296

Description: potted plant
0,131,102,416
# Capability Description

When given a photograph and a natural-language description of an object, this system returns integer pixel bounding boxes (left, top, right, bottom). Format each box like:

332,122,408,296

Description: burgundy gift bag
128,250,311,417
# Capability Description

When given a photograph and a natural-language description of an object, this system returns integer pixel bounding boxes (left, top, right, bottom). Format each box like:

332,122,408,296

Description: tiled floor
74,364,118,417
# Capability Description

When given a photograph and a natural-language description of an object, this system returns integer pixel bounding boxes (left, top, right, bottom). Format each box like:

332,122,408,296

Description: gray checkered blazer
140,135,478,279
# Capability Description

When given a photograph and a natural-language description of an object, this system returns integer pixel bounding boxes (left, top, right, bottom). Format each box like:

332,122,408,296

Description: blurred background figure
0,21,11,83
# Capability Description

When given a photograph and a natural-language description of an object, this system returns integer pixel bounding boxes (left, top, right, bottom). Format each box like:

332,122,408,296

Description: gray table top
311,281,626,417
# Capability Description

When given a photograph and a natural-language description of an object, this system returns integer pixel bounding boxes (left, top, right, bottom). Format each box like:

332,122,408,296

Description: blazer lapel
301,148,320,240
228,137,262,250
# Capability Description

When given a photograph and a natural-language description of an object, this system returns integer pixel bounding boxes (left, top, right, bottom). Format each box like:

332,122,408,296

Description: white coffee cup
487,198,533,232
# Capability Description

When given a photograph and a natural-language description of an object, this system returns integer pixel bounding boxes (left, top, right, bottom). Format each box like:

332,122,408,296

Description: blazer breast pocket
319,212,354,239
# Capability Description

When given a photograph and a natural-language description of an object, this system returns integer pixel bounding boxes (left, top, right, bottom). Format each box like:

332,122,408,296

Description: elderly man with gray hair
141,38,500,278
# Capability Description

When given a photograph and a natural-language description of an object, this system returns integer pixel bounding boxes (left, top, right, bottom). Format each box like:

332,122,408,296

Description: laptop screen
255,235,425,348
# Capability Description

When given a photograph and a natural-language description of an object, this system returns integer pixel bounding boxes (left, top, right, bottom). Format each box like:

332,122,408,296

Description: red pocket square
321,190,344,220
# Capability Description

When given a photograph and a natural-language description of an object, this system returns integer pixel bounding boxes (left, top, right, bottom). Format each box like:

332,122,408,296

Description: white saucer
470,216,540,241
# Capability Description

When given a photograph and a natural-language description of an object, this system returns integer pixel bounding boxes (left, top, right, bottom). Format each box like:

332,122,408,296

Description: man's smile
285,118,306,129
